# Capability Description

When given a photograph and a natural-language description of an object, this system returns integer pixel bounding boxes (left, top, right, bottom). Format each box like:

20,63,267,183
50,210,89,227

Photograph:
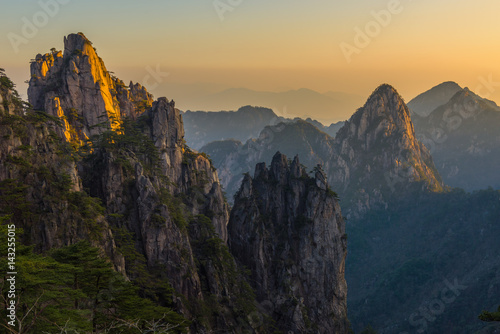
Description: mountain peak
372,83,399,95
64,32,90,47
28,33,154,142
331,84,443,215
63,33,96,59
408,81,463,116
339,83,413,149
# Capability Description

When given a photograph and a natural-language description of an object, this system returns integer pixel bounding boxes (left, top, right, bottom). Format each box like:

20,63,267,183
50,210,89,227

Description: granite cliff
229,152,348,333
329,84,444,215
28,33,153,142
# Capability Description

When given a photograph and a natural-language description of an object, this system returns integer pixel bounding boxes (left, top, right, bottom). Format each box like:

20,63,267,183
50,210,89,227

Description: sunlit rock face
28,33,153,142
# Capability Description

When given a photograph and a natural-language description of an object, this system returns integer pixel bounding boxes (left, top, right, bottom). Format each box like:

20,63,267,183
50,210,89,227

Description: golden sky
1,0,499,121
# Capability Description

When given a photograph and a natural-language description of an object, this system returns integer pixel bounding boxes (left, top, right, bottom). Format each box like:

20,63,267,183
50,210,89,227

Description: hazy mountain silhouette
183,106,345,150
408,81,462,117
413,87,500,190
182,87,363,123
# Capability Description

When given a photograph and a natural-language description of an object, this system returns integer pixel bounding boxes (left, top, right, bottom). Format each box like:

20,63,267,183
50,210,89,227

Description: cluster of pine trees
0,222,186,333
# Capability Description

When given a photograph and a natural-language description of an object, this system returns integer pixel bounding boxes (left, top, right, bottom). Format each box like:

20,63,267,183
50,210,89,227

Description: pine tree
479,305,500,322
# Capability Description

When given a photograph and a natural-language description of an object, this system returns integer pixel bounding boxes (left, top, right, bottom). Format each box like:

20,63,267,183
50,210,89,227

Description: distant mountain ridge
408,81,462,117
182,86,363,123
183,105,344,150
201,82,500,334
412,87,500,190
201,120,336,199
182,106,281,149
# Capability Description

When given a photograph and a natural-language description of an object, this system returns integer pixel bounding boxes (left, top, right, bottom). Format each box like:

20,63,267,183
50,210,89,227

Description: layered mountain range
183,106,343,150
0,33,349,333
204,84,444,217
200,82,500,333
176,86,362,124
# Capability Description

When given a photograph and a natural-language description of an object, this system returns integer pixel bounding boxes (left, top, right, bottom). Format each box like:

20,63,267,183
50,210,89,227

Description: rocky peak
331,84,443,216
338,84,416,151
269,151,289,183
129,82,153,103
229,152,348,333
8,34,256,333
408,81,463,117
63,32,91,56
28,33,153,142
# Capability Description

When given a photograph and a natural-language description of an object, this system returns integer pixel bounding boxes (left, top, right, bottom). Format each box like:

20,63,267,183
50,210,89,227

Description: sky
1,0,500,122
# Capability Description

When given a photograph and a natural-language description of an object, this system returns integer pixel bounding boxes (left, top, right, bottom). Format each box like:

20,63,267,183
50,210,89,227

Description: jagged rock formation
407,81,462,117
412,87,500,190
329,84,444,215
201,120,337,201
28,33,153,142
229,152,348,334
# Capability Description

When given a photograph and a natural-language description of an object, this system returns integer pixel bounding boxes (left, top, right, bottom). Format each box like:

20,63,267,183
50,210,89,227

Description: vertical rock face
28,33,152,142
144,97,229,241
0,69,126,272
330,84,443,215
229,152,348,333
